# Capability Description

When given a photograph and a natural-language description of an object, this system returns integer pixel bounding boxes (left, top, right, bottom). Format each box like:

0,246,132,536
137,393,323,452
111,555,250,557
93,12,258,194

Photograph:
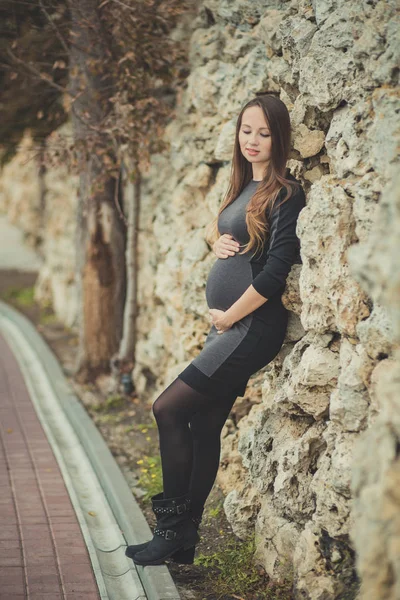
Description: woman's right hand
212,234,241,259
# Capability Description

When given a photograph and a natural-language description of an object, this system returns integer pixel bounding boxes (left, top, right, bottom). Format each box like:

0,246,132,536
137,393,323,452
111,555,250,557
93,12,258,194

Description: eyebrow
241,124,270,130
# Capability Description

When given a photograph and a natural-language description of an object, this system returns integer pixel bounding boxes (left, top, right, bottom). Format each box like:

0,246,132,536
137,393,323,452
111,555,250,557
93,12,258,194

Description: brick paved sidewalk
0,332,101,600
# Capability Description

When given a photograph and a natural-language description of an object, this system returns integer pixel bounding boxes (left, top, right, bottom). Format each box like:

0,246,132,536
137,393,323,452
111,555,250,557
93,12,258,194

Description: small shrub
3,285,58,326
3,286,35,306
207,502,223,519
194,533,293,599
93,394,126,412
136,455,163,501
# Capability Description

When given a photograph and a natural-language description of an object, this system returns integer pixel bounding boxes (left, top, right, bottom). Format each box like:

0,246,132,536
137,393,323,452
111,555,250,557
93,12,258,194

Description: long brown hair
205,94,301,260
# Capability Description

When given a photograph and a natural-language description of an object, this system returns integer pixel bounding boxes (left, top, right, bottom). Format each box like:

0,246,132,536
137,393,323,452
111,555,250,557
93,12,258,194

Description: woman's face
238,106,272,172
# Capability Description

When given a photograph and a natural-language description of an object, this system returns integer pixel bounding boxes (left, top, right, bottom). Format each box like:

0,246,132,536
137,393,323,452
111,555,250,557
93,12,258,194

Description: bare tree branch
6,48,69,94
38,0,70,56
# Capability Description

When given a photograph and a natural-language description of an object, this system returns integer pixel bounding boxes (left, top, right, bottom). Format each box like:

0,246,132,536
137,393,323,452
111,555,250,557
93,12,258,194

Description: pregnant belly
205,255,254,311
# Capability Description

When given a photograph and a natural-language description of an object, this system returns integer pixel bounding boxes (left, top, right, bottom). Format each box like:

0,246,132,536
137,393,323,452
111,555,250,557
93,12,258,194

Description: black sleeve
251,184,306,299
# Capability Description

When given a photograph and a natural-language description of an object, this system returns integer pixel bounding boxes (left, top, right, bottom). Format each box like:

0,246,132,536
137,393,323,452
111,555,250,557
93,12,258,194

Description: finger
223,237,239,246
223,243,239,253
221,246,236,256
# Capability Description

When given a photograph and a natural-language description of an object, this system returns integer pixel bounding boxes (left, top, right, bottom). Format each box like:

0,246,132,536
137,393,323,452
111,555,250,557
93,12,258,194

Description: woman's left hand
209,309,234,334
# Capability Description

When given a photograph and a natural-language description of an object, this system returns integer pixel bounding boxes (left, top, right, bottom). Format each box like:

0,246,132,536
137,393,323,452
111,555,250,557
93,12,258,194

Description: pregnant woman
126,94,306,566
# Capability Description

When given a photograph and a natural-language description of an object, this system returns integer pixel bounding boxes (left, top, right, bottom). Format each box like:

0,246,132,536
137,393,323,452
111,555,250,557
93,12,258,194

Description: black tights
152,378,239,516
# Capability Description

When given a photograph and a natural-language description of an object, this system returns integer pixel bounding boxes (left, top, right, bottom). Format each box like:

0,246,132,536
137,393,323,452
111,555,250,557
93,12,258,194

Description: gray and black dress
178,170,306,399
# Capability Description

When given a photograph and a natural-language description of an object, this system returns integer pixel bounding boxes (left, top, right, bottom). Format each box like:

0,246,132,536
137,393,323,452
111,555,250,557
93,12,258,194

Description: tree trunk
118,158,141,369
68,0,126,382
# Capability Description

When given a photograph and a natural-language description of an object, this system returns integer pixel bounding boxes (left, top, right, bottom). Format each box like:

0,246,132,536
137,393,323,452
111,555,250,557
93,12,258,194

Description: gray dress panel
178,172,306,399
191,180,260,378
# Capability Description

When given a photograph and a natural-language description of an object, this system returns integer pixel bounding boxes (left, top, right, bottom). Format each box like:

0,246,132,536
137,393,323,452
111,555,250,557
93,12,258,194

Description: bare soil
0,269,293,600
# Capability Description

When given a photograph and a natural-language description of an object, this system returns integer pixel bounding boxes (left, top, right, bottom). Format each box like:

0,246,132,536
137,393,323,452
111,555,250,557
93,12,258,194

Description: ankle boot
131,492,200,566
171,509,204,564
125,491,164,559
125,496,204,564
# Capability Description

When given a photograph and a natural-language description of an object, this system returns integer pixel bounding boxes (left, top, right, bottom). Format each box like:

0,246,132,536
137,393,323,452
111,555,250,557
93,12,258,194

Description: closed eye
243,131,270,137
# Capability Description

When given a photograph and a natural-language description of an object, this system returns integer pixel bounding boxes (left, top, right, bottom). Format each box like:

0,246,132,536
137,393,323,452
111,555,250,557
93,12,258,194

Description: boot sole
132,532,200,566
126,542,195,564
132,543,193,566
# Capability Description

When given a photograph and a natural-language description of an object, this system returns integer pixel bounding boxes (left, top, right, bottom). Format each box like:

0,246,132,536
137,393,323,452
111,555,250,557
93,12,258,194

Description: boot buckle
165,529,177,540
176,503,187,515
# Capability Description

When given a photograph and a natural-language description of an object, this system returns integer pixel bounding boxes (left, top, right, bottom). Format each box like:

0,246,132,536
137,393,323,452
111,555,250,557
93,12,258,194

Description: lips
246,149,259,155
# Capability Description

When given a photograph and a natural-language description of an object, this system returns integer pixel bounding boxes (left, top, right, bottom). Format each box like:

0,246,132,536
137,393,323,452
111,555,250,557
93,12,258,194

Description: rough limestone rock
1,1,399,598
329,338,374,433
347,170,400,600
297,176,370,337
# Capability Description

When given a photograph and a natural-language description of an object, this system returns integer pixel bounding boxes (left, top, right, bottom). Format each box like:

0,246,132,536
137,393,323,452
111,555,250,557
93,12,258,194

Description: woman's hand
212,234,240,259
209,309,234,334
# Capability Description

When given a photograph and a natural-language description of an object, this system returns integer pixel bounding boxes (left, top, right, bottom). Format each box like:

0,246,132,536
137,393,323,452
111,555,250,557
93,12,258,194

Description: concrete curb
0,300,181,600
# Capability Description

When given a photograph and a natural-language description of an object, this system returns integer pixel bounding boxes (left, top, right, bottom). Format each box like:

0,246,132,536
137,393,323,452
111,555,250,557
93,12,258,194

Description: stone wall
133,2,399,598
1,1,399,598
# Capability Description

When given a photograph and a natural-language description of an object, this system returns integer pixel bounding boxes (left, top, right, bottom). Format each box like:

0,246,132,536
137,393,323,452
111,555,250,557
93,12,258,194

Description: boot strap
153,501,189,516
154,528,178,540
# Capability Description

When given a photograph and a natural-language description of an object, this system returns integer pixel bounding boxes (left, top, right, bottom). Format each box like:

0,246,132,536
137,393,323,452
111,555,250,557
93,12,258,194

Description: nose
248,134,259,146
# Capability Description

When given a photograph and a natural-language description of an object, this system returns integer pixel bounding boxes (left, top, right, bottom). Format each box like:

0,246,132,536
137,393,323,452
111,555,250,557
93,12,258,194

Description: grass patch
93,394,127,412
93,413,123,425
2,285,59,327
194,533,293,599
136,455,163,501
39,311,58,325
124,421,157,434
3,286,35,306
207,501,223,519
